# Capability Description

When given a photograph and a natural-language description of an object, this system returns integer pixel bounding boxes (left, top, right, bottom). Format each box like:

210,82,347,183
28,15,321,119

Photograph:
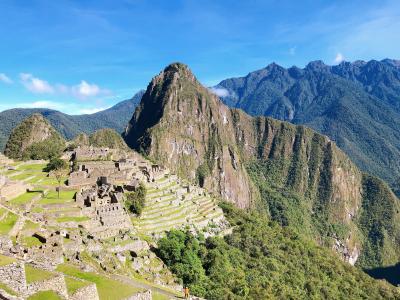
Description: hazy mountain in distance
0,90,145,151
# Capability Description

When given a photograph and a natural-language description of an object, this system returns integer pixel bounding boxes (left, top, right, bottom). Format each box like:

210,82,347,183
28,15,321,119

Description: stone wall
124,289,152,300
26,273,68,299
69,282,99,300
0,262,26,296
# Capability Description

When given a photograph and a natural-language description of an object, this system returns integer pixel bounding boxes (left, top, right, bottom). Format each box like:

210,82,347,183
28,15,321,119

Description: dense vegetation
0,90,144,151
157,203,399,299
125,183,146,215
88,128,128,150
4,114,65,160
357,175,400,269
216,59,400,196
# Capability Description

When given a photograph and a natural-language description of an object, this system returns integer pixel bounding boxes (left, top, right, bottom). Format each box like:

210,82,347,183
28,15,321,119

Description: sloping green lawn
65,276,91,295
27,290,61,300
9,192,41,206
25,265,56,284
0,212,18,235
57,264,141,299
0,254,16,267
38,190,76,205
0,282,17,296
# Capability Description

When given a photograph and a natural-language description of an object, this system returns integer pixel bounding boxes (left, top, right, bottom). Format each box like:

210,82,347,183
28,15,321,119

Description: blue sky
0,0,399,114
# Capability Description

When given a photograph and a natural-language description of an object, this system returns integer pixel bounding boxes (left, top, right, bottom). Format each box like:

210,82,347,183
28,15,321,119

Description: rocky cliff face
124,63,400,267
4,113,65,160
124,63,254,208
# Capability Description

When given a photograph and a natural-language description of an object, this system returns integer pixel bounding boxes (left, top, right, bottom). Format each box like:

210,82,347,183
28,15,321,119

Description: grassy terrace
65,276,91,295
56,216,90,223
38,190,76,205
9,192,42,206
0,254,16,266
27,290,61,300
57,264,142,300
25,264,56,284
0,212,18,235
0,282,17,296
22,236,43,247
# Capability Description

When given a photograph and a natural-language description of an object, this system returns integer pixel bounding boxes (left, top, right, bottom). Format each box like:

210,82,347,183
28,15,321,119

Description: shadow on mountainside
366,263,400,286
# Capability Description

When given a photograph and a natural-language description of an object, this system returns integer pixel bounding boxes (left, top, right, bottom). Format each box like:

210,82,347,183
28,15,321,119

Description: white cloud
17,100,65,110
209,87,230,97
78,106,110,114
0,73,13,84
72,80,106,98
334,53,345,64
289,46,296,56
18,73,111,100
20,73,54,93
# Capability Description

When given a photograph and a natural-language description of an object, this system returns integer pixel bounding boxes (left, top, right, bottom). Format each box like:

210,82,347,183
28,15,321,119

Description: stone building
75,180,133,239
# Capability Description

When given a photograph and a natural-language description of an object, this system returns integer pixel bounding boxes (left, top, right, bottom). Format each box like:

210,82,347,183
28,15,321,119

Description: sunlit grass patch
0,212,18,235
25,264,56,284
27,290,61,300
56,216,90,223
65,276,91,295
0,254,16,267
38,190,76,205
57,264,142,299
9,192,41,206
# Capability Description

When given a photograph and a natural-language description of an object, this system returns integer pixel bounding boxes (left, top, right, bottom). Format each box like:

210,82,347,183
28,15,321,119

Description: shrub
125,183,146,215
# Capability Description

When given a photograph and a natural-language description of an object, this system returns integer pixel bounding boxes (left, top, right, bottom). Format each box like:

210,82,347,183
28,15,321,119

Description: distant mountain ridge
0,90,145,151
214,59,400,195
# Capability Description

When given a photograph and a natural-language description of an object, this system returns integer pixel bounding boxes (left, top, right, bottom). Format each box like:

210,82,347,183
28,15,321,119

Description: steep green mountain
88,128,129,150
124,63,400,270
0,90,144,151
4,113,65,160
214,59,400,196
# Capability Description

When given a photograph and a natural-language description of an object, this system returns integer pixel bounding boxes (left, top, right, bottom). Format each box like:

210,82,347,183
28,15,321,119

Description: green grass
38,190,76,205
18,163,47,171
27,290,61,300
0,254,16,266
0,282,17,296
65,276,91,295
9,192,41,206
0,212,18,235
39,176,68,186
25,264,56,284
56,216,90,223
10,172,36,180
23,220,40,231
152,292,172,300
22,236,43,247
57,264,142,300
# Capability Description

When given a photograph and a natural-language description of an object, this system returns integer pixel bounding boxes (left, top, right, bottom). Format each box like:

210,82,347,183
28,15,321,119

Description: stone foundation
124,289,152,300
70,282,99,300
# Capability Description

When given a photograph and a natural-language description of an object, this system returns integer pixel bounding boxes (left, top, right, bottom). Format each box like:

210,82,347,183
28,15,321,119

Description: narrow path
111,274,182,299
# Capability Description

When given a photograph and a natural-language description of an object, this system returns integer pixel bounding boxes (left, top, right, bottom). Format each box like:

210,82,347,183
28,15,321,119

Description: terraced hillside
0,152,226,299
137,173,226,236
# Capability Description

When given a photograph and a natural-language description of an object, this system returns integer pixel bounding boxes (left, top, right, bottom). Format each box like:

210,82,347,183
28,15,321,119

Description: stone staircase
137,174,226,236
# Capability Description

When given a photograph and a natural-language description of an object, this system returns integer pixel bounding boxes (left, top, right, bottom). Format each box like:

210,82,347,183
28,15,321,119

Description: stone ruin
73,146,114,161
76,178,133,239
0,175,30,201
68,147,167,188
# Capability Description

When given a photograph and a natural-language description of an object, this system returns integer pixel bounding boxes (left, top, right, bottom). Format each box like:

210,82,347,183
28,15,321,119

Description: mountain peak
306,60,328,70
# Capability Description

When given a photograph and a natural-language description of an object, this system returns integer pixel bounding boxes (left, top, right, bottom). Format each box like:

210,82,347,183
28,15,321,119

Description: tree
46,158,67,199
125,183,146,215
